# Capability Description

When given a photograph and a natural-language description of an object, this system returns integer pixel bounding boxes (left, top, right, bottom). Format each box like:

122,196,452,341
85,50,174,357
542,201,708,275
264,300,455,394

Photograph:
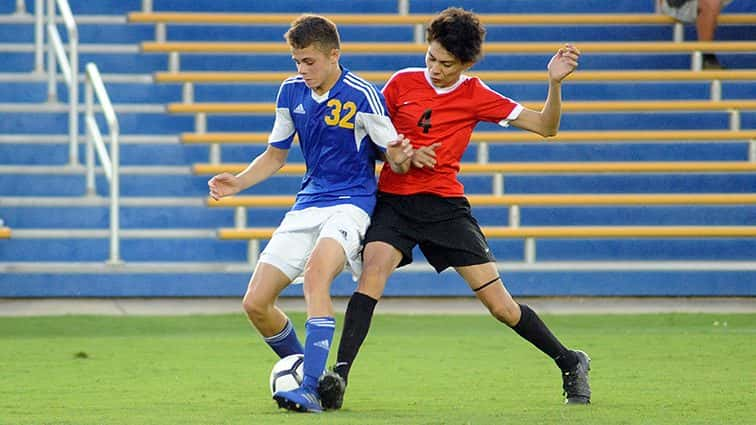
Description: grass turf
0,312,754,424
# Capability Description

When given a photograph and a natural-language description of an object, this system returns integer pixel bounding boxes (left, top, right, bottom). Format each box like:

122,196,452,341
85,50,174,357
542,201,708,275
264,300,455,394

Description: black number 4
417,109,432,133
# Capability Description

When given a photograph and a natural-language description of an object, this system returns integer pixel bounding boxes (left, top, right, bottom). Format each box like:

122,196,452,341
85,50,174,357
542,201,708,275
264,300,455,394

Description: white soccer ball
269,354,304,395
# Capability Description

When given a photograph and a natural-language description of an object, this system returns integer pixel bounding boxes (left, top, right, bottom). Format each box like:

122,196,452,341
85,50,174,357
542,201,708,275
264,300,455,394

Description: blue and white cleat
273,387,323,413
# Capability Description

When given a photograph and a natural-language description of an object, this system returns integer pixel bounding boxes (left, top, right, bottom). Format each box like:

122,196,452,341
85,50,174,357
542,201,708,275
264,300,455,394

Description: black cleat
562,350,591,404
317,363,348,410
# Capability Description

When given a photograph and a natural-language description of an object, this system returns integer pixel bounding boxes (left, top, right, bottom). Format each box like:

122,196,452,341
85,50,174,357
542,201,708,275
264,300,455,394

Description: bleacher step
8,228,216,238
0,134,179,144
0,165,190,174
0,102,165,113
0,15,127,24
0,42,139,53
0,196,202,206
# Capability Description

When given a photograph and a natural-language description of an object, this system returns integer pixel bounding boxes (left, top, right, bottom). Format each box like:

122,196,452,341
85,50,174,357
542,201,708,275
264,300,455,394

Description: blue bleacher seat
1,0,755,297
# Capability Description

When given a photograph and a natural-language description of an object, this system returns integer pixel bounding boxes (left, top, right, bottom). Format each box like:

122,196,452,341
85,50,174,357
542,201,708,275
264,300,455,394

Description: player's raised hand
412,142,442,169
208,172,242,200
547,44,580,83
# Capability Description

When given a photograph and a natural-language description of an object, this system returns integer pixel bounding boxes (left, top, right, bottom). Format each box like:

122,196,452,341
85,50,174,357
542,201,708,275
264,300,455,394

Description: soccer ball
269,354,304,394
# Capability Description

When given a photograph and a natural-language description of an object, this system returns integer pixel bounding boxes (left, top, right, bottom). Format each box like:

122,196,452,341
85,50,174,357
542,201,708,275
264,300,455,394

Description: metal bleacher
0,0,755,297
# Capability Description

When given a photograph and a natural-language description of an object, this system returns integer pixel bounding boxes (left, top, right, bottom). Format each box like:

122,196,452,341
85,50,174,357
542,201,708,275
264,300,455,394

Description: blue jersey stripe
344,73,385,116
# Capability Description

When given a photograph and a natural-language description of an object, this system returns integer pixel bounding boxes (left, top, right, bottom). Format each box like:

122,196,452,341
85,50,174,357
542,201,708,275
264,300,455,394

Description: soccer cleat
562,350,591,404
317,370,346,410
332,361,350,385
273,387,323,413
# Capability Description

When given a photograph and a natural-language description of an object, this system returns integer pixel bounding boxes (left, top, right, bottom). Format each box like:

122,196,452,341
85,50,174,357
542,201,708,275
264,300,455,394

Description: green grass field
1,312,754,425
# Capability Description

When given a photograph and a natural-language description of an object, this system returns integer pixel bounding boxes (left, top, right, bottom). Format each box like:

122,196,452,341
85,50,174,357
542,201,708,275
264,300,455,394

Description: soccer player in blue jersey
207,15,412,413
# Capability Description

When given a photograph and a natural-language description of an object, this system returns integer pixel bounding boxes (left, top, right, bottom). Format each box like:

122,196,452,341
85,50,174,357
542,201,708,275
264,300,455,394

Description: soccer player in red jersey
317,7,591,408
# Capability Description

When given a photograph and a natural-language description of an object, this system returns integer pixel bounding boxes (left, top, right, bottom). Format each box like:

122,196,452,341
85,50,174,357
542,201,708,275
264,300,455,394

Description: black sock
511,304,577,372
336,292,378,381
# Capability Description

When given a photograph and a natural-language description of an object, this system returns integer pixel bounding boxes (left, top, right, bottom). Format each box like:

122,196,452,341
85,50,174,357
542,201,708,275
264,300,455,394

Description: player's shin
264,318,304,358
302,316,336,391
511,304,578,372
335,291,378,382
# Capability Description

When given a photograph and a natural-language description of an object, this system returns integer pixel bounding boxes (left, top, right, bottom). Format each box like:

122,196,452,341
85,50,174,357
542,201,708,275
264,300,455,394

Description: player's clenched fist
208,172,242,200
548,43,581,83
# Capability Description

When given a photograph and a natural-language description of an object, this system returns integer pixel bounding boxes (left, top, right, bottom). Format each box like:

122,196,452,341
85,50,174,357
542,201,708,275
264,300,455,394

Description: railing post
710,79,722,101
398,0,424,43
248,240,260,265
34,0,44,73
109,118,121,264
691,51,703,71
155,22,166,42
397,0,409,14
413,24,425,44
85,62,122,264
168,51,180,72
46,0,79,165
524,238,536,263
673,22,684,42
85,75,95,196
46,0,57,103
68,5,79,167
492,173,504,196
477,141,489,163
142,0,153,12
15,0,27,15
234,207,247,229
509,205,521,228
182,82,194,103
729,110,741,131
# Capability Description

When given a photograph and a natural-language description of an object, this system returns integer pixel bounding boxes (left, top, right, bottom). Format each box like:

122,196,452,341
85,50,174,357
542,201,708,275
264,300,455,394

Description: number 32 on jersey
324,99,356,129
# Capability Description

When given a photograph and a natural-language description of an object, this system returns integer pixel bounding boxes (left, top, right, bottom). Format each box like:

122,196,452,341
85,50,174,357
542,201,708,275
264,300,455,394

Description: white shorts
258,204,371,282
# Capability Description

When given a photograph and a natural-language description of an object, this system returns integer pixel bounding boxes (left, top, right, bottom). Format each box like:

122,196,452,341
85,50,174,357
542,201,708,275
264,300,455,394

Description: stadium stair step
1,0,755,298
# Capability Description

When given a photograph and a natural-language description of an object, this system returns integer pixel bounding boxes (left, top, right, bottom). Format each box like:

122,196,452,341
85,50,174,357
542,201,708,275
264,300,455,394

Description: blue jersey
268,66,397,215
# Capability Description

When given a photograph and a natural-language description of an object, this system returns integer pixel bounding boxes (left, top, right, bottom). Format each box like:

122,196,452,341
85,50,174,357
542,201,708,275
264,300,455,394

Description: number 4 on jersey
417,108,432,133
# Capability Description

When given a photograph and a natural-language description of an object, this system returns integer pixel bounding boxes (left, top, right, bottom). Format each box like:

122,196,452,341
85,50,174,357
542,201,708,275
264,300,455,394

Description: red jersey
379,67,522,197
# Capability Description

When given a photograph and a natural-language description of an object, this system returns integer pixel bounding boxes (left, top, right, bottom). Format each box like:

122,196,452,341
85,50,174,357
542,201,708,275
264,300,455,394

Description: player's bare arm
384,134,414,174
511,44,581,137
208,145,288,200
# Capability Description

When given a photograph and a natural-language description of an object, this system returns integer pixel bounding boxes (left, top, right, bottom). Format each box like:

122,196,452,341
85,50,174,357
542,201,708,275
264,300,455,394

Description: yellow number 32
324,99,356,129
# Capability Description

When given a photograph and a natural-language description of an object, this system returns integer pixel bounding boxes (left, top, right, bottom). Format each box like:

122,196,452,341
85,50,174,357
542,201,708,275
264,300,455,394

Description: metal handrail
46,0,78,166
34,0,44,73
85,62,121,264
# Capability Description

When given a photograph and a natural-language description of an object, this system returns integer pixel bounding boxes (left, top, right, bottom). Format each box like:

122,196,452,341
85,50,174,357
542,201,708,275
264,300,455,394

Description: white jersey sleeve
355,112,398,151
268,77,298,148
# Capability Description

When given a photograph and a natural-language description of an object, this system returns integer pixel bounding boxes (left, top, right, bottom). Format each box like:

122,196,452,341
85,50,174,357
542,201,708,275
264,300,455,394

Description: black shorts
364,192,495,273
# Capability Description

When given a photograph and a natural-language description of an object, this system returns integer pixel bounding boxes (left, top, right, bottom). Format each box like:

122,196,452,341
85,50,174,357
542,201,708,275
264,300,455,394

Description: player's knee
489,302,520,326
242,294,270,324
301,271,330,295
356,263,389,299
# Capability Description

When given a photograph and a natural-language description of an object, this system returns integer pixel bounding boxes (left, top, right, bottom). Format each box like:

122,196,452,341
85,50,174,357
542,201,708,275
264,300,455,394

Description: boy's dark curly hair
426,7,486,63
